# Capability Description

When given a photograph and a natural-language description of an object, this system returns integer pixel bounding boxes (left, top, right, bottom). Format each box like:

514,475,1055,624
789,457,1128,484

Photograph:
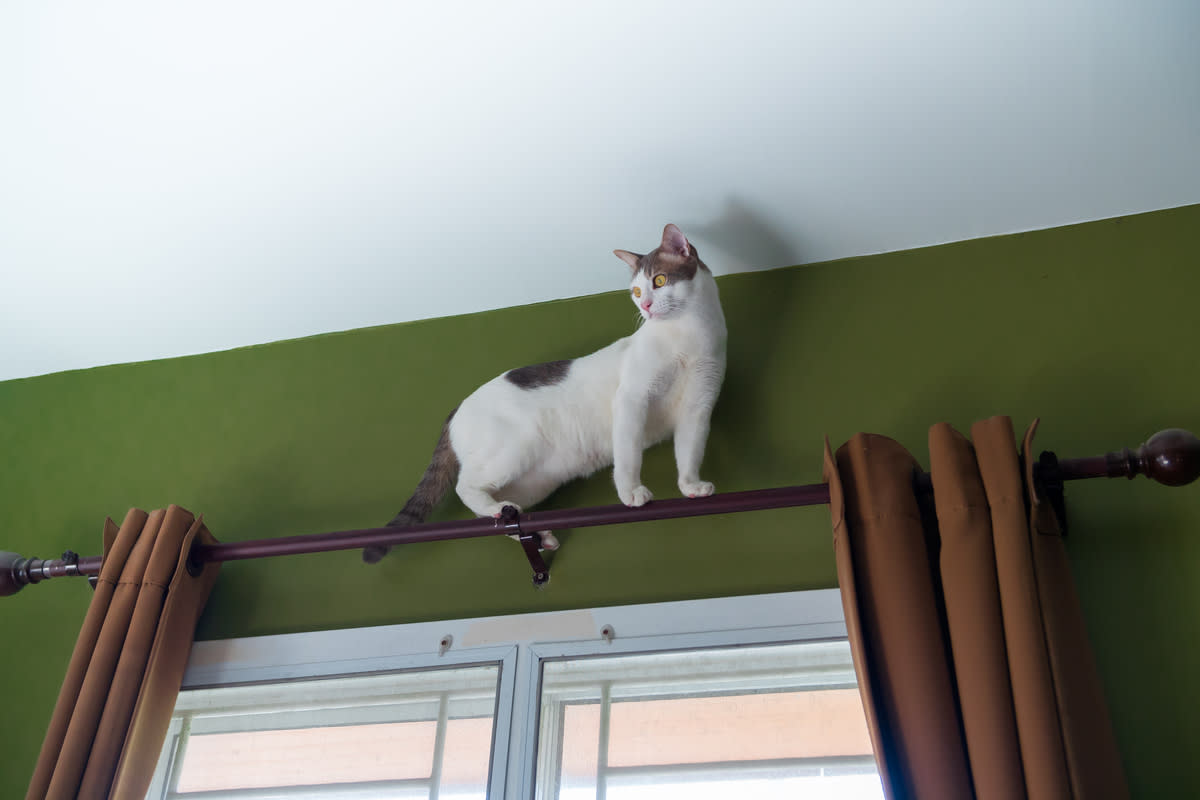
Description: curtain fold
27,505,220,800
826,416,1128,800
928,421,1026,799
973,417,1071,798
1017,423,1128,798
823,433,974,799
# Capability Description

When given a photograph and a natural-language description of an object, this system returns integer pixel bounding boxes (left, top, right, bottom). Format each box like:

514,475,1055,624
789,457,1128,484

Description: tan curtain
27,505,221,800
824,416,1127,800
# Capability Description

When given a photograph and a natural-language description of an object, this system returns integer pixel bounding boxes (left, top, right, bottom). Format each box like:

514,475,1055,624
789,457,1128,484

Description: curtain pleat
27,505,220,800
973,417,1074,799
110,511,221,798
828,417,1128,800
824,438,896,800
928,423,1026,799
28,508,151,800
827,432,974,799
1019,424,1128,799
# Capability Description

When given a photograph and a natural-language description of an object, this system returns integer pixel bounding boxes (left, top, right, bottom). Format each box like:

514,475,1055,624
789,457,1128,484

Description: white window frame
157,589,850,799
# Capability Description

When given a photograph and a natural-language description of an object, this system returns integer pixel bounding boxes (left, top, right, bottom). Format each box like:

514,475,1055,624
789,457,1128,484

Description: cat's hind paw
620,485,654,507
679,479,715,499
506,530,559,551
362,545,390,564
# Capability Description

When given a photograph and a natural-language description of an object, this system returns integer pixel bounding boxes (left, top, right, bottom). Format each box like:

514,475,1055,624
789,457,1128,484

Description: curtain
824,416,1127,800
27,505,221,800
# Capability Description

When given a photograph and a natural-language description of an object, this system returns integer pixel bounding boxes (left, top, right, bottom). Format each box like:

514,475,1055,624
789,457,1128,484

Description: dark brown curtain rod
3,428,1198,595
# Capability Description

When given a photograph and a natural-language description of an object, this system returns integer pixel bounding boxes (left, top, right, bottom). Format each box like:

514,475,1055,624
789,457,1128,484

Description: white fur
449,234,727,521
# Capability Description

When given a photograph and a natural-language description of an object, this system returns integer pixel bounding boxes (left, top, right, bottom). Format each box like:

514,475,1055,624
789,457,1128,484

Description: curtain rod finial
1108,428,1200,487
1,551,31,597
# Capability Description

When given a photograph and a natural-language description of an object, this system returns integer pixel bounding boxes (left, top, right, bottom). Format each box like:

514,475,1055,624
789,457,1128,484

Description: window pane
162,664,499,799
441,716,495,796
536,640,882,800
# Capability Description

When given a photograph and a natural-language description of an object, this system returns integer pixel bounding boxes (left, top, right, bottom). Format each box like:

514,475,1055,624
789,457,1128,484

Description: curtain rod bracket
498,504,550,587
1036,451,1069,535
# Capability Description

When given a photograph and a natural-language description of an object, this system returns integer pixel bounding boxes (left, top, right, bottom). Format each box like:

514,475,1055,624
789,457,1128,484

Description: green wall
2,205,1197,797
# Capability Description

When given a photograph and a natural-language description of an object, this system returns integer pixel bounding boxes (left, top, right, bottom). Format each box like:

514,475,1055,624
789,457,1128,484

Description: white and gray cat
364,224,727,563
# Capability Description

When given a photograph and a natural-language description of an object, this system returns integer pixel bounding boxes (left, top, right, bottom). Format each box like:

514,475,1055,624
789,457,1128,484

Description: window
150,591,881,799
156,666,500,799
534,642,877,800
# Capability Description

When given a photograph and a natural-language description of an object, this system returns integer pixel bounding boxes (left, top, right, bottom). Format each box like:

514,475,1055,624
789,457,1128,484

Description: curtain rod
3,428,1197,595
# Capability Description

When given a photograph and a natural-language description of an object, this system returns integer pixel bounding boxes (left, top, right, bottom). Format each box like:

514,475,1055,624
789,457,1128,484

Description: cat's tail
363,408,460,564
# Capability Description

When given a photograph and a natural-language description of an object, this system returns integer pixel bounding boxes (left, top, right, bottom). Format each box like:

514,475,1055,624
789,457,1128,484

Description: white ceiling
2,1,1197,382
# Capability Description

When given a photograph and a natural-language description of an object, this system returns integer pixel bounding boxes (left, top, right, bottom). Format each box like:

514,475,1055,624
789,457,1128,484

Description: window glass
159,664,500,799
535,641,882,800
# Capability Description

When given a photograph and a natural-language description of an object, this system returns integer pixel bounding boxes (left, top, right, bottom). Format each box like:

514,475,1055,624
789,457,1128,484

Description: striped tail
363,408,460,564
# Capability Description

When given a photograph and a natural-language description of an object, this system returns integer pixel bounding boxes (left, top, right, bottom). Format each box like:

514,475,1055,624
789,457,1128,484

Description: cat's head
614,224,711,322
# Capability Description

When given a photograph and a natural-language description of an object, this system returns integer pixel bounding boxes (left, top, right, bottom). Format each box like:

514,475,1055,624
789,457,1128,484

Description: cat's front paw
488,501,522,518
619,485,654,507
679,479,715,499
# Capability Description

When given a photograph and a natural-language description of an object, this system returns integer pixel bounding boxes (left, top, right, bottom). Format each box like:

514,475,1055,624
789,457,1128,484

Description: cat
363,224,727,563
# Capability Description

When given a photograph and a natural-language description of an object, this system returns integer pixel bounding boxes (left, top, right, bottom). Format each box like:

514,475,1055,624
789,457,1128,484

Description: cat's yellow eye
632,286,642,298
653,274,667,288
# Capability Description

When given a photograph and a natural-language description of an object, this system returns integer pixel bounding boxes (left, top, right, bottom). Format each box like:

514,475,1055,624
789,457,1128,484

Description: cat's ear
613,249,641,271
661,224,690,258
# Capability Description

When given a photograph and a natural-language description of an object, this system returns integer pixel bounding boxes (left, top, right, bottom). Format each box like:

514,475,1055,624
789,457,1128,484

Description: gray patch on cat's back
505,359,573,389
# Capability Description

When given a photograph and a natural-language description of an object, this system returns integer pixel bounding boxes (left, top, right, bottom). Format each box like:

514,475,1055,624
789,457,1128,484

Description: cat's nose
640,299,652,311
